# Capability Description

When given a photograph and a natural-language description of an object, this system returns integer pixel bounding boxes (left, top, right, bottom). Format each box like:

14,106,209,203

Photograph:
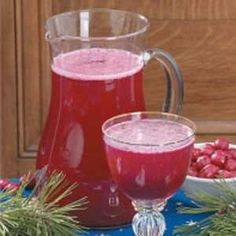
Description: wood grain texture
0,0,18,177
145,20,236,121
52,0,236,20
17,0,41,155
40,0,53,126
1,0,236,176
0,0,3,176
16,0,52,158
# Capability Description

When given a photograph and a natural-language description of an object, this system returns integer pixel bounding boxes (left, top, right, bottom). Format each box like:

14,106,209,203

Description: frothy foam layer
104,119,194,153
52,48,143,81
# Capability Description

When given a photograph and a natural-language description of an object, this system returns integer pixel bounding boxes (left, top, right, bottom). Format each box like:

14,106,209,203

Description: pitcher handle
144,48,183,114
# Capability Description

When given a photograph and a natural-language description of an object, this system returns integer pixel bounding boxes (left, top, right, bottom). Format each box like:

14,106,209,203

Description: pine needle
174,179,236,236
0,170,88,236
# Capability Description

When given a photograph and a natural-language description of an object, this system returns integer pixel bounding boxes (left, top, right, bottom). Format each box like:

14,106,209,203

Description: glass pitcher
37,8,183,228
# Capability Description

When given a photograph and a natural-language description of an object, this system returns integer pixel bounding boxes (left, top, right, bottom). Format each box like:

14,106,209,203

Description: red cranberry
223,150,233,159
205,143,215,149
214,138,229,150
5,183,19,192
202,147,214,156
217,170,233,178
211,150,226,168
229,148,236,159
230,171,236,177
188,165,198,177
196,155,211,170
224,159,236,171
0,179,10,189
191,162,198,169
191,148,202,161
199,164,219,178
202,143,215,156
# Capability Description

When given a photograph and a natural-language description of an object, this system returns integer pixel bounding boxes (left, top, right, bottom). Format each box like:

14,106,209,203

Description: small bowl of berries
181,138,236,196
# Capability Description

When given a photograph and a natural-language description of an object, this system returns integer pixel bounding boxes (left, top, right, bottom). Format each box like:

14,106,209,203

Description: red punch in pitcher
37,9,183,228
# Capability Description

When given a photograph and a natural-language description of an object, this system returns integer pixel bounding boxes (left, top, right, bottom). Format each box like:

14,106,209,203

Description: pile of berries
0,179,19,192
0,173,35,192
189,138,236,178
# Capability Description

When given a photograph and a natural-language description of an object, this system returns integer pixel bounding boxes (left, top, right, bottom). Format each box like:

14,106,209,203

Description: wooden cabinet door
1,0,19,177
1,0,236,177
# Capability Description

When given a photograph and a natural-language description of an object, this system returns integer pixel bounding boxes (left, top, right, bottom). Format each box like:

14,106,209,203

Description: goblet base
132,200,166,236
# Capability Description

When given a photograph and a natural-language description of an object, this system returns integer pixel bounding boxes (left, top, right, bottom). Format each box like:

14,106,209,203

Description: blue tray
84,191,208,236
11,179,207,236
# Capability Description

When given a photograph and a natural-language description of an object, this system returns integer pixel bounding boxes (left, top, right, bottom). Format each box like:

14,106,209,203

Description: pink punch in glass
37,9,184,228
103,112,195,235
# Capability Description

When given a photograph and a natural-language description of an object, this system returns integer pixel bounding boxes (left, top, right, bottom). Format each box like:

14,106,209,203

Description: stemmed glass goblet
102,112,196,236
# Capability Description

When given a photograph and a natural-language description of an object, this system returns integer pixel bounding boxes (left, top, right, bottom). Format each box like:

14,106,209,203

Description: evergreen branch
0,171,88,236
174,179,236,236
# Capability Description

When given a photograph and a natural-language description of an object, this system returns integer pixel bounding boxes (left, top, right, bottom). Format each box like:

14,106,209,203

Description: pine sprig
0,170,88,236
174,180,236,236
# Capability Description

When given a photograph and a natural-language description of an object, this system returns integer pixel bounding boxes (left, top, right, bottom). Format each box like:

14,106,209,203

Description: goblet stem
132,200,166,236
